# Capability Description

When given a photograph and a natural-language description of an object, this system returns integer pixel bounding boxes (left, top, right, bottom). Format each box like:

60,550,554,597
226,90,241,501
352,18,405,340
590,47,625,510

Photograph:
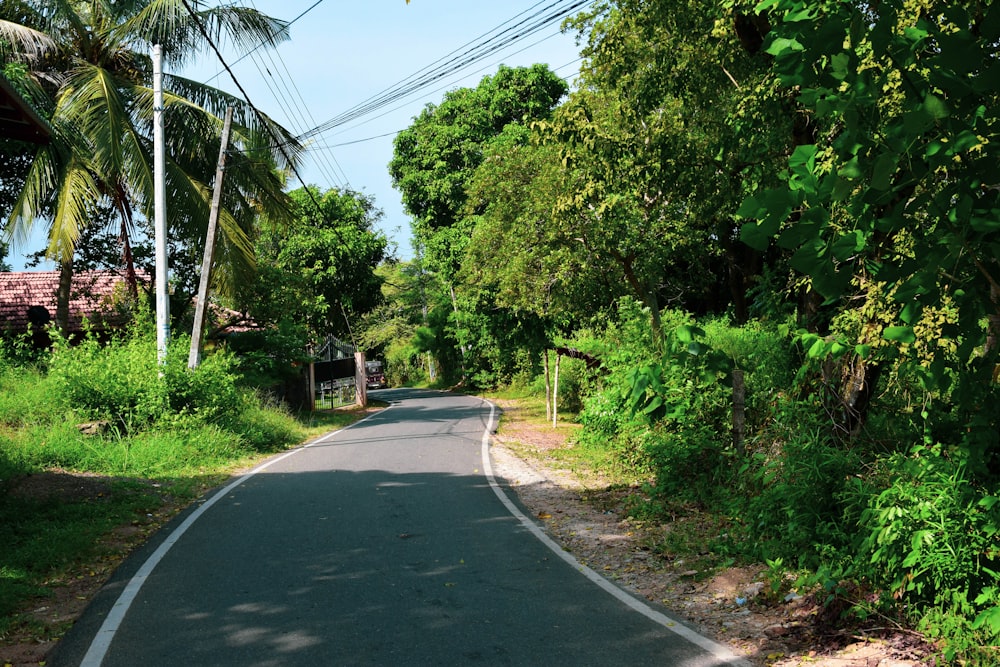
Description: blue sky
10,0,586,269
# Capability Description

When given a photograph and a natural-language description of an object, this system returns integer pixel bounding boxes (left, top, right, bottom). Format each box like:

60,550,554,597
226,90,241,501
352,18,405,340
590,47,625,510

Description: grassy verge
0,398,379,646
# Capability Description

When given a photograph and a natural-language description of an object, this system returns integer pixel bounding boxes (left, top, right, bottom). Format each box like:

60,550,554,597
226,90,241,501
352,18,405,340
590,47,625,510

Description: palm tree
0,0,302,330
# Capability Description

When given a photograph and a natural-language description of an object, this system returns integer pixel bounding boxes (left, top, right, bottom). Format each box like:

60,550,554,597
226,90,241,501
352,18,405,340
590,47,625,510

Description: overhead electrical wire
297,0,594,142
307,54,586,152
178,0,330,218
202,0,329,85
191,0,592,190
323,31,584,142
244,0,350,188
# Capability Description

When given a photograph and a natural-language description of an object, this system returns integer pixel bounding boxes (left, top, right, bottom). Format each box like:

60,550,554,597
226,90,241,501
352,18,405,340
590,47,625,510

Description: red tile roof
0,271,146,333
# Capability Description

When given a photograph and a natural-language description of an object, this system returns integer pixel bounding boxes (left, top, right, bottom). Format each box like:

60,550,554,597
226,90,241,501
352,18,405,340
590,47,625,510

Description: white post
552,353,560,428
152,45,170,362
355,351,367,408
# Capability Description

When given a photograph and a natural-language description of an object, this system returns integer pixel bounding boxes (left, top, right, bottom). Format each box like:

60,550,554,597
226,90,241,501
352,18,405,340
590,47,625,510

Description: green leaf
870,153,898,191
970,215,1000,232
807,337,828,358
765,37,805,57
675,325,705,343
789,144,817,173
972,606,1000,636
642,395,664,415
831,230,865,260
923,94,949,120
979,496,1000,510
829,52,850,81
883,326,916,344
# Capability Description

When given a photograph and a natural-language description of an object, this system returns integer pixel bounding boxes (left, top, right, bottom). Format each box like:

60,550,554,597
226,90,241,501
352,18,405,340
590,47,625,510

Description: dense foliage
387,0,1000,659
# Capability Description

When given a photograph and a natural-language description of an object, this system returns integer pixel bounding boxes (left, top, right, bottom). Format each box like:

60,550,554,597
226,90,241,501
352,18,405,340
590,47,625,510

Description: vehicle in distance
365,360,387,389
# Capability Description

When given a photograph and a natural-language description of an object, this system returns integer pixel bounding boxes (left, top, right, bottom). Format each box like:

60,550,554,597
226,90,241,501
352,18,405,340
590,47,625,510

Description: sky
10,0,589,269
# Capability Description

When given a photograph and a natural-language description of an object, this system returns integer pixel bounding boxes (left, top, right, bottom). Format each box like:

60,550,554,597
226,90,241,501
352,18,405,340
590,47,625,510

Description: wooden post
732,369,746,457
308,361,316,412
189,106,233,369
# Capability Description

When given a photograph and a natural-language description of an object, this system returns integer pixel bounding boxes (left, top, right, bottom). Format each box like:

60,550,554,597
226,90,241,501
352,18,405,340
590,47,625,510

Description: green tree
737,0,1000,432
357,259,438,386
1,0,299,330
239,186,388,343
389,63,568,280
464,122,619,322
389,63,568,383
492,0,794,342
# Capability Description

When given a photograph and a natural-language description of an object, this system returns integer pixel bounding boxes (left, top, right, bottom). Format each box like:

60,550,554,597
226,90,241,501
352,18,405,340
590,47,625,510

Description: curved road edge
477,397,751,667
77,405,392,667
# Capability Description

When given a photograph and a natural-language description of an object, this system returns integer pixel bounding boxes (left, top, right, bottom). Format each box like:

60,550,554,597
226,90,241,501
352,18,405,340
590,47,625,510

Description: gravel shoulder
487,398,932,667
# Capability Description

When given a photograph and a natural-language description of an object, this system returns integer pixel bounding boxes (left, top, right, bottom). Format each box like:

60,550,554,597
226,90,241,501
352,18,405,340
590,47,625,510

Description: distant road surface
51,389,748,667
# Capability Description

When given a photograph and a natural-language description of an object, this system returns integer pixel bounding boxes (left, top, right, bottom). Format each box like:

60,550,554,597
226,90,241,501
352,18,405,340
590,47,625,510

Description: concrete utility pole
152,45,170,362
189,106,234,369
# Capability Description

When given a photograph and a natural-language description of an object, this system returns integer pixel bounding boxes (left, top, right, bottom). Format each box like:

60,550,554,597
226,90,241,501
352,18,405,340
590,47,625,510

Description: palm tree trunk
56,258,73,335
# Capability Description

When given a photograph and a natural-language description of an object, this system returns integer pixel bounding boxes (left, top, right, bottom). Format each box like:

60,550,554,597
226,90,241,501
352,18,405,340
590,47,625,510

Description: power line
190,0,590,192
245,0,349,188
298,0,593,141
202,0,329,85
310,53,586,151
178,0,326,214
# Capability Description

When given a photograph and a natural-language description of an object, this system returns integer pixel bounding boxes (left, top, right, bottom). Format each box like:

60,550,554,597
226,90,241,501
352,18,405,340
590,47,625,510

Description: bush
856,445,1000,662
162,338,243,425
45,327,165,432
738,400,862,565
859,446,1000,607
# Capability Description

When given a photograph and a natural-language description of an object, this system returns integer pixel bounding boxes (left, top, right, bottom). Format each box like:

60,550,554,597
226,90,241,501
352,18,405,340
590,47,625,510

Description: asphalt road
51,389,748,667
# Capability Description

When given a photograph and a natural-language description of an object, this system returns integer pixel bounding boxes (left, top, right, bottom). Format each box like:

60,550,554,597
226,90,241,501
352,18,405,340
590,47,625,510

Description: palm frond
47,156,101,262
3,142,55,248
0,17,54,61
56,64,131,180
116,0,289,69
162,73,304,168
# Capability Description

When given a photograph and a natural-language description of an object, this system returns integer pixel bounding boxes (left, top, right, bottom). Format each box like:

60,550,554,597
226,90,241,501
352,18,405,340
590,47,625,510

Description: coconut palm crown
1,0,303,328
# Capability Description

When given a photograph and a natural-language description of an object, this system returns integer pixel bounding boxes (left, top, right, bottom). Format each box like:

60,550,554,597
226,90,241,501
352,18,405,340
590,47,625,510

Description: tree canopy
237,186,388,343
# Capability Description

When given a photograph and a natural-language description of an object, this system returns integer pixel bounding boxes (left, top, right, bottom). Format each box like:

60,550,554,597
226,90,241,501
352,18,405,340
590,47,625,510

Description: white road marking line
80,406,389,667
478,398,751,667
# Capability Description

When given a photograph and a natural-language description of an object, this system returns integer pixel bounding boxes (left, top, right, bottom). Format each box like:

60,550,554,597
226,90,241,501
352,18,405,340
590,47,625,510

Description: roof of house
0,271,143,333
0,73,51,144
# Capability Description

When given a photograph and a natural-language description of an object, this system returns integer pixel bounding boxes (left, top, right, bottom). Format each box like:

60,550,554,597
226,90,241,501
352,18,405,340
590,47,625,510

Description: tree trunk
835,355,882,439
56,258,74,336
987,281,1000,357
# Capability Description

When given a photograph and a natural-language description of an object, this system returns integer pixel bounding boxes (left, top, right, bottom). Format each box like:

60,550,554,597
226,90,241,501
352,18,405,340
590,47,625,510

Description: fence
315,376,358,409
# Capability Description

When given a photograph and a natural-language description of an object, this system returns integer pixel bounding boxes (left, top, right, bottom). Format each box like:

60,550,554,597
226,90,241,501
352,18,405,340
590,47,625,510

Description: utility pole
189,106,234,369
152,45,170,362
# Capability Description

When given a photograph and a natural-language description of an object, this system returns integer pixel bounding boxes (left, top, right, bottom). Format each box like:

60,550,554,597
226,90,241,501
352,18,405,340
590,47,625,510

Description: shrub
859,446,1000,608
46,328,165,432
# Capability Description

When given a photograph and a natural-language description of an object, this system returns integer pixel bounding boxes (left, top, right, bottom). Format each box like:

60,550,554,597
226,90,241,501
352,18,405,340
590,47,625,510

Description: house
0,271,144,342
0,73,51,144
